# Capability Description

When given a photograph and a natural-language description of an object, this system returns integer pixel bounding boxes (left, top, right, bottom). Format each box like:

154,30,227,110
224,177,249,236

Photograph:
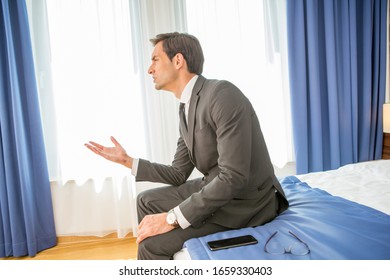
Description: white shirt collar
179,75,199,105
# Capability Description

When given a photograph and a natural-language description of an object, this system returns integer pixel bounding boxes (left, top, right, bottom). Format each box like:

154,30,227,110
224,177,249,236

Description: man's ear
173,53,186,70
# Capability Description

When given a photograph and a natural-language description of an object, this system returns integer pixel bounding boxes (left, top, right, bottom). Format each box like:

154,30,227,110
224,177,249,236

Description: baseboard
57,232,134,244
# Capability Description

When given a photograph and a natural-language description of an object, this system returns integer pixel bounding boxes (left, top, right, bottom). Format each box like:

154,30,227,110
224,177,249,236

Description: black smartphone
207,235,258,251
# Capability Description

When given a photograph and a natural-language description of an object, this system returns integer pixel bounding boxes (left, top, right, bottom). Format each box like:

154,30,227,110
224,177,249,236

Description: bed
173,159,390,260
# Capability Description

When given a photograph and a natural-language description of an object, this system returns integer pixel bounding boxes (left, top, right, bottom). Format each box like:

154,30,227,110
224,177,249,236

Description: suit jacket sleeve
135,135,195,186
179,81,255,226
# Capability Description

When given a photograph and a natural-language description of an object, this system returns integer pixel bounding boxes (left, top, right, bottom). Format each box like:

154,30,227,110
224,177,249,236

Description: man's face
148,41,178,91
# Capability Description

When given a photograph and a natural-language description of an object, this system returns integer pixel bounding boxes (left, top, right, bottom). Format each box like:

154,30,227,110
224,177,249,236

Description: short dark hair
150,32,204,75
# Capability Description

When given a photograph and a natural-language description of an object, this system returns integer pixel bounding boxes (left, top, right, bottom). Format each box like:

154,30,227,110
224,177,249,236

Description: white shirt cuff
131,158,139,176
174,206,191,229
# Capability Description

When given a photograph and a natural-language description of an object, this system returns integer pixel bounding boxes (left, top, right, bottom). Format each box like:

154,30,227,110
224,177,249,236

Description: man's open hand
85,136,133,168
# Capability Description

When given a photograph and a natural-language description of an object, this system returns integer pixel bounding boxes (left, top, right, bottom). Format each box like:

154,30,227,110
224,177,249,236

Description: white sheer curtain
27,0,189,238
185,0,294,168
28,0,146,237
46,0,147,183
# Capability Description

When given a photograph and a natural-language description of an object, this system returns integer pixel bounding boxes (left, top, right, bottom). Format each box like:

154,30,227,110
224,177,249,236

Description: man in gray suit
85,32,288,260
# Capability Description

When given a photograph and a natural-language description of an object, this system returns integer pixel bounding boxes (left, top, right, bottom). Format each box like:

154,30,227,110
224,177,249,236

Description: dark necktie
179,102,187,131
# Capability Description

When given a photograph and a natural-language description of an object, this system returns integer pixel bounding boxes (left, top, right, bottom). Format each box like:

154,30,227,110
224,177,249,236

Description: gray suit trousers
136,178,230,260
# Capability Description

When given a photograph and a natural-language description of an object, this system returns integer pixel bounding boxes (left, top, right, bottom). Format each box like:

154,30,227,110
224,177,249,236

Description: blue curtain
0,0,56,257
287,0,388,174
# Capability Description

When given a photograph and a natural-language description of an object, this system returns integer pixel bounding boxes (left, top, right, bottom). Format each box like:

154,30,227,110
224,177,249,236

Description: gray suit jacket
136,76,288,228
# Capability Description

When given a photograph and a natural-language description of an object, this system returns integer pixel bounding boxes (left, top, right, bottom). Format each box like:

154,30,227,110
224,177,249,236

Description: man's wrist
128,156,133,168
166,209,179,228
122,155,133,169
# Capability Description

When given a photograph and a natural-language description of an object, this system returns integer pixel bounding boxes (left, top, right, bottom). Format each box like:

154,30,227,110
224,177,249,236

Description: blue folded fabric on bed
183,176,390,260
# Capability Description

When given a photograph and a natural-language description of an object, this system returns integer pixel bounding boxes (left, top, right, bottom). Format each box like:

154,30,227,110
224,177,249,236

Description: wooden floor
1,233,138,260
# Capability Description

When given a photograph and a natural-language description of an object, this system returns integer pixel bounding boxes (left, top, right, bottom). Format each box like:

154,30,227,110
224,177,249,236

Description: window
185,0,294,168
41,0,146,183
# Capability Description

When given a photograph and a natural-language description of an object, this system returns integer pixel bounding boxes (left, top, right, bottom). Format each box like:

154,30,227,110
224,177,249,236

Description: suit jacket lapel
187,76,205,160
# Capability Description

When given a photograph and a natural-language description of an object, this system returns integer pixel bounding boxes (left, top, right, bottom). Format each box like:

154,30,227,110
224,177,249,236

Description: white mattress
296,160,390,215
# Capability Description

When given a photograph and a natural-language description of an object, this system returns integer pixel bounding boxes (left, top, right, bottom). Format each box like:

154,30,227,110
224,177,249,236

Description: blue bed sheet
183,176,390,260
